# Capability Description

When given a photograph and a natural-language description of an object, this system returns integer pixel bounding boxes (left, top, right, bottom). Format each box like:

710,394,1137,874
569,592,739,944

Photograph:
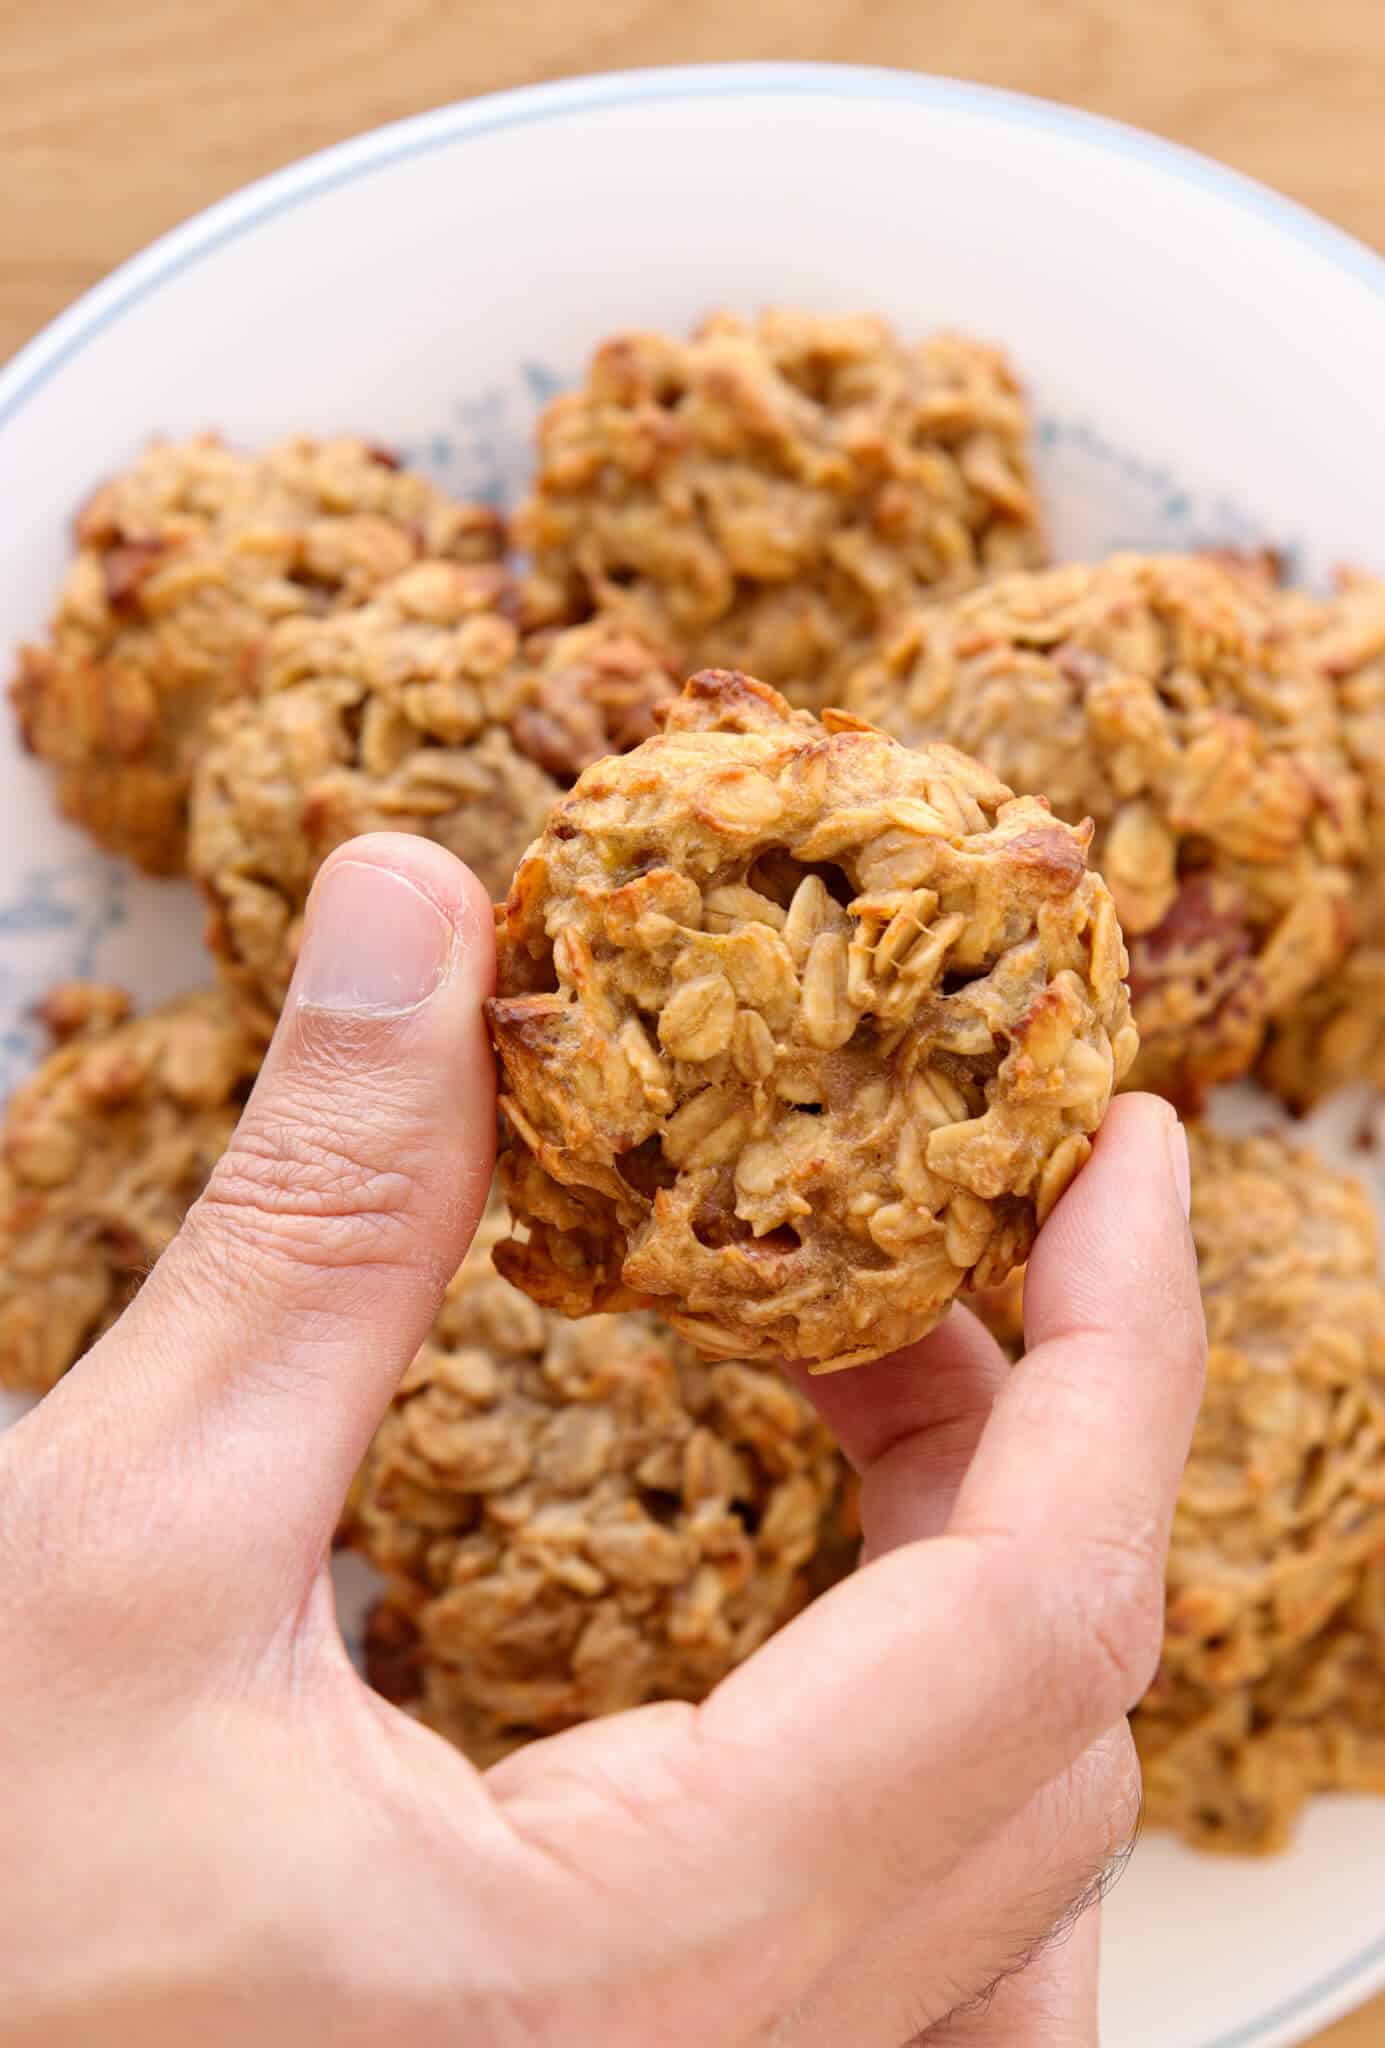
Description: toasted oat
848,554,1367,1108
347,1203,846,1754
0,985,259,1392
189,562,677,1036
966,1261,1027,1358
10,435,505,874
1261,575,1385,1107
517,311,1045,712
487,669,1135,1371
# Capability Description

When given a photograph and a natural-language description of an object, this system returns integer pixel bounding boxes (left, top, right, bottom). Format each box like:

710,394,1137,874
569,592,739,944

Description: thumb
58,832,496,1578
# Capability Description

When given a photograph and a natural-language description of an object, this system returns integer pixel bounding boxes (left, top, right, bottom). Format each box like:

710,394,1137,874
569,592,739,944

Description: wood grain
5,0,1385,362
3,4,1384,2040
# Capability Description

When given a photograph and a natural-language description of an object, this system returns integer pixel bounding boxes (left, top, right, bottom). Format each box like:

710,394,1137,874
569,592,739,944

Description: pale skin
0,832,1206,2047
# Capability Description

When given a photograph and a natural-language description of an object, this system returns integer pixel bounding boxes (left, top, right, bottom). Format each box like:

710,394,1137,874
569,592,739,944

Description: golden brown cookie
0,984,259,1393
1261,576,1385,1107
518,311,1044,712
488,669,1136,1371
347,1203,846,1758
970,1125,1385,1852
1135,1565,1385,1855
10,434,505,874
848,554,1367,1108
966,1261,1027,1359
1160,1126,1385,1694
189,561,676,1036
974,1127,1385,1696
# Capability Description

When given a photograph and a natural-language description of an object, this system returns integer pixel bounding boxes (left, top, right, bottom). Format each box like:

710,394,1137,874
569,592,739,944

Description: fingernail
1166,1115,1192,1219
295,860,454,1015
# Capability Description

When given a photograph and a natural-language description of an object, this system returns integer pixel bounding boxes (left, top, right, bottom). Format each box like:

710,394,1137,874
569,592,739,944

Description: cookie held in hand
488,670,1137,1371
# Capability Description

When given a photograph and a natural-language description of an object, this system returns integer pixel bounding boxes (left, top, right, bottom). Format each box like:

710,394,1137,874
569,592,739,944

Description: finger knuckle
196,1106,422,1275
1073,1525,1167,1715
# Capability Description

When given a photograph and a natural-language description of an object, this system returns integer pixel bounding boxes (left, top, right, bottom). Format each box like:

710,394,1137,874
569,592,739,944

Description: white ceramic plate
2,64,1384,2048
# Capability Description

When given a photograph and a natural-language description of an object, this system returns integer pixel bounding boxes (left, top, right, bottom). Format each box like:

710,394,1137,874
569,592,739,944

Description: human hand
0,833,1204,2047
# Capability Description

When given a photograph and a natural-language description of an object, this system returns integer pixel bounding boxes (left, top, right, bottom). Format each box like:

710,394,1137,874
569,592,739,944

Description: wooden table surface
4,2,1384,2041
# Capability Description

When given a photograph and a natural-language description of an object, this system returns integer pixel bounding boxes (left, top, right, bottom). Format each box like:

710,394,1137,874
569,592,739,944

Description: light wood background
4,4,1384,2042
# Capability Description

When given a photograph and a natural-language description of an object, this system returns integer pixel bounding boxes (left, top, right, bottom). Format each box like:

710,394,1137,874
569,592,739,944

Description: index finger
672,1094,1202,1920
949,1091,1205,1677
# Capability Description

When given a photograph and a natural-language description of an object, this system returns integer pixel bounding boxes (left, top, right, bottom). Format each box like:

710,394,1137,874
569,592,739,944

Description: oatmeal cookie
1163,1127,1385,1694
0,984,259,1393
11,434,505,874
189,560,676,1035
518,311,1045,712
848,554,1366,1107
1261,575,1385,1107
488,669,1136,1371
1135,1564,1385,1854
347,1203,845,1757
967,1261,1027,1358
969,1127,1385,1850
974,1128,1385,1692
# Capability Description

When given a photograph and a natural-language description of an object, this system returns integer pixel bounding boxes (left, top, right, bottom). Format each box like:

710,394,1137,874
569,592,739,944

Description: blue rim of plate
2,60,1384,2048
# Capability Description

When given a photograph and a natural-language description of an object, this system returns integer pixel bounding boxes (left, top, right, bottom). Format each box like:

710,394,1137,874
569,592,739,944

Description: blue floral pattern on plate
0,858,130,1095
